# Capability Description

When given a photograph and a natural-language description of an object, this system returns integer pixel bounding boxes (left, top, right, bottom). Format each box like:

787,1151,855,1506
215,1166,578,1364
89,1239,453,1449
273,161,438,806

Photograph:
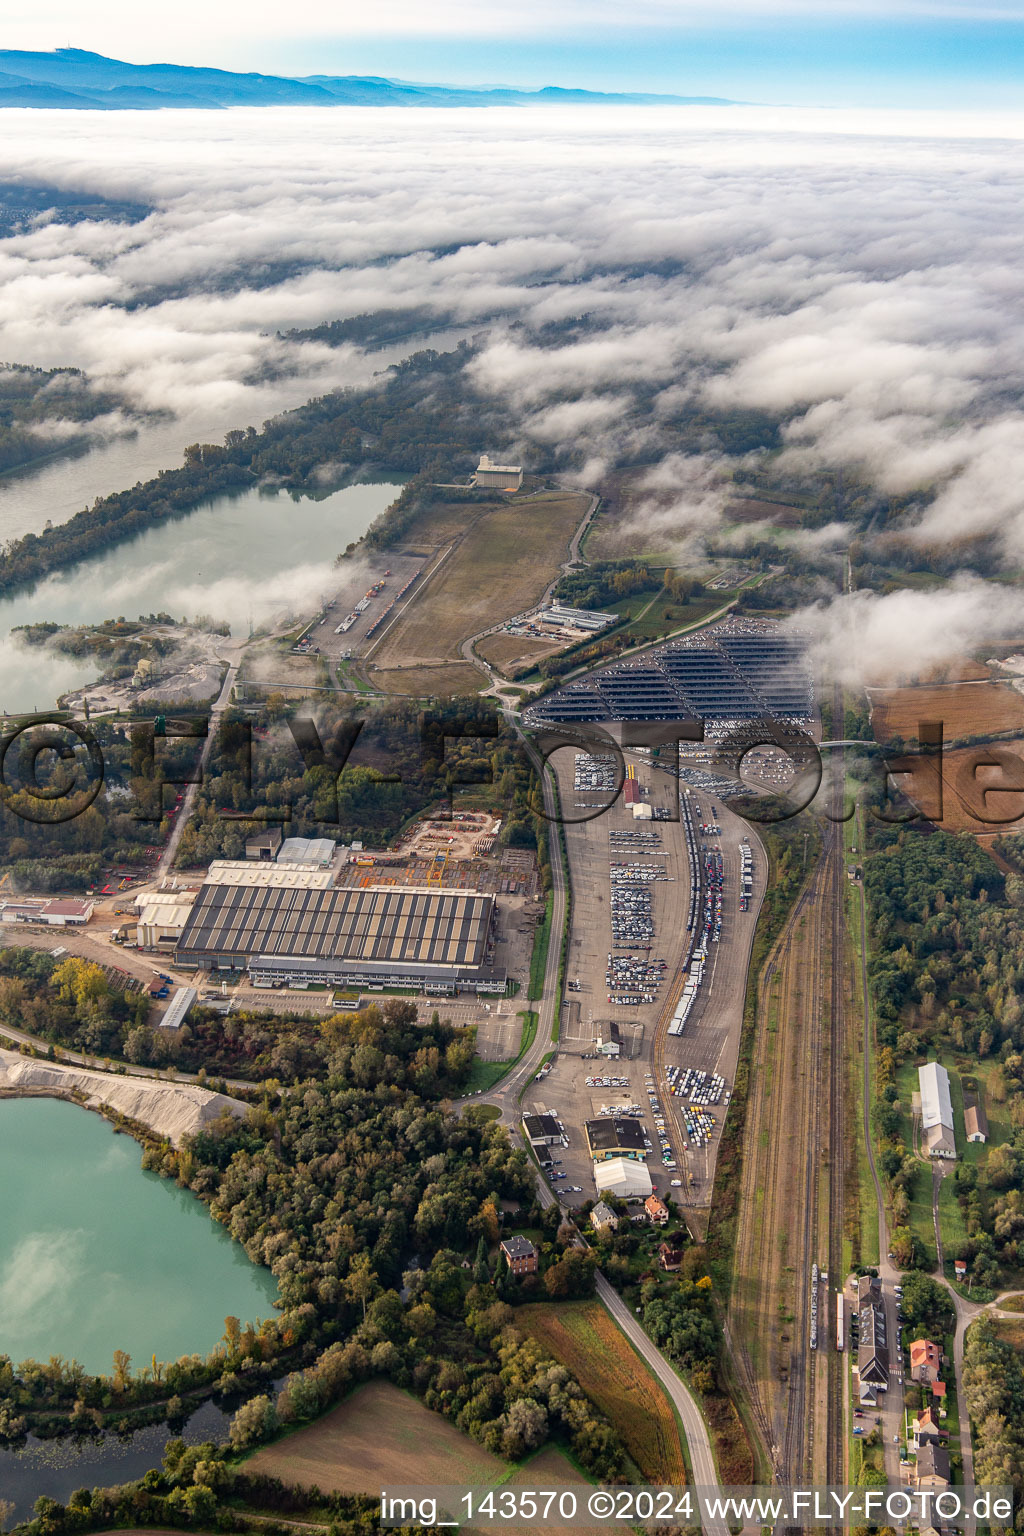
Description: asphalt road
595,1274,728,1529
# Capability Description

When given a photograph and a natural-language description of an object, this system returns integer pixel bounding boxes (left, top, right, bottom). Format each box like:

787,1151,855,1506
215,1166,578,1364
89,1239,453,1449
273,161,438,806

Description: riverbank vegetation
0,362,131,482
0,346,506,600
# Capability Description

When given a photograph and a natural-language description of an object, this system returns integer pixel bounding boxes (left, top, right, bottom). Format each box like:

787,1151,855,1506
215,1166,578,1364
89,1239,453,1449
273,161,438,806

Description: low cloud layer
4,105,1024,681
790,577,1024,687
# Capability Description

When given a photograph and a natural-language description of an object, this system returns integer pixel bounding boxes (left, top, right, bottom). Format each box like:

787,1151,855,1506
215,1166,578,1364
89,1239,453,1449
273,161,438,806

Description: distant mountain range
0,48,736,110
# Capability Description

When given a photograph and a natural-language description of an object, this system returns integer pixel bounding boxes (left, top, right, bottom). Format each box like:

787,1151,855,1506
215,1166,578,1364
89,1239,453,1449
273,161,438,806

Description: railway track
824,683,848,1484
781,844,830,1482
728,846,832,1479
729,685,855,1489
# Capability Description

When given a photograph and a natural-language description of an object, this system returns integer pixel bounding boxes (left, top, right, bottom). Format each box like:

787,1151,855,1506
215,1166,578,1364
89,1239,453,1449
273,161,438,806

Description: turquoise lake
0,1097,278,1377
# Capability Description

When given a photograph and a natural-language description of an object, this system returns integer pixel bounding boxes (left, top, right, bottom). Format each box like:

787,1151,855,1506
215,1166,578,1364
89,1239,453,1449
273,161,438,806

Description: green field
528,893,554,1000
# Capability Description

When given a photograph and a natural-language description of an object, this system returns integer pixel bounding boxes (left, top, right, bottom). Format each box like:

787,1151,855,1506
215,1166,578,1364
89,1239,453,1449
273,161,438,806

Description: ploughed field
869,676,1024,835
246,1379,507,1493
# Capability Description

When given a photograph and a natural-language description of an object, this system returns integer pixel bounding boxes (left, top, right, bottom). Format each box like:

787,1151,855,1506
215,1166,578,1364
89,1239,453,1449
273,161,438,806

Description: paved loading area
522,747,767,1219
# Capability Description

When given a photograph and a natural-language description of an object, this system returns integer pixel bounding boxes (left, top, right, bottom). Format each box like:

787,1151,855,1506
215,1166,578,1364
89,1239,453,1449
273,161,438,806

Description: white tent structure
594,1156,653,1200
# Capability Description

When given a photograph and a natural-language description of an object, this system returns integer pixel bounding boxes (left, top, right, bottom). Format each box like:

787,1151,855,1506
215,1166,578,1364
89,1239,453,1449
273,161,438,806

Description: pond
0,1097,278,1379
0,1398,232,1525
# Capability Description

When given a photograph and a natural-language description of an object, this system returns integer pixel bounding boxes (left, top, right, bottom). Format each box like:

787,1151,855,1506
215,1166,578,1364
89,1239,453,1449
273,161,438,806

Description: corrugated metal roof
919,1061,953,1132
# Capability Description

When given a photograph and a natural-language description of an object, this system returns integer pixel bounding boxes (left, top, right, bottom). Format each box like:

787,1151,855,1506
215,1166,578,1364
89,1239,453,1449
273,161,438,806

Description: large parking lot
522,745,767,1223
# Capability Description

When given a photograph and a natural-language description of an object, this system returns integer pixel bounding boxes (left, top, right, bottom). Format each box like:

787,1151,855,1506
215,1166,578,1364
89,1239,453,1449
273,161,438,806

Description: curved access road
595,1274,726,1528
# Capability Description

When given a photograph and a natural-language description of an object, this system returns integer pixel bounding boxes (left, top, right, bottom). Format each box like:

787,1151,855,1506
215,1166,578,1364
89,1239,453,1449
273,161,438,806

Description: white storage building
136,892,197,950
919,1061,956,1159
473,453,523,492
594,1156,653,1200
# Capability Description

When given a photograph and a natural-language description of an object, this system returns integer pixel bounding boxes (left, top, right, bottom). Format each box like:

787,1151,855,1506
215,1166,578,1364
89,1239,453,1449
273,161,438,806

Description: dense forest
863,825,1024,1283
281,305,456,349
0,696,550,894
551,559,661,612
0,362,128,477
963,1317,1024,1499
0,993,634,1496
0,952,476,1083
176,697,550,873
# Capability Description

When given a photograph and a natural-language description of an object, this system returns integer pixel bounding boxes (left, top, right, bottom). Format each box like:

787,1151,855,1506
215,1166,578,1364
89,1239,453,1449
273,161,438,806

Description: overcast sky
7,0,1024,108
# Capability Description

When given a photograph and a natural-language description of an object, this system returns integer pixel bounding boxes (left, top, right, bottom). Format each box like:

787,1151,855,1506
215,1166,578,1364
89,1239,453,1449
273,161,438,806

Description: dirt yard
363,662,484,696
476,631,565,673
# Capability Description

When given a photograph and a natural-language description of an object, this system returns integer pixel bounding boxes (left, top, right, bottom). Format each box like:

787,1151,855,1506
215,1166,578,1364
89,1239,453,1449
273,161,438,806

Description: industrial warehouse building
537,604,618,633
594,1157,653,1200
473,453,523,491
175,881,503,994
278,837,336,868
136,890,198,949
523,1113,564,1146
245,828,283,861
0,897,94,926
585,1117,648,1161
919,1061,957,1159
965,1101,988,1143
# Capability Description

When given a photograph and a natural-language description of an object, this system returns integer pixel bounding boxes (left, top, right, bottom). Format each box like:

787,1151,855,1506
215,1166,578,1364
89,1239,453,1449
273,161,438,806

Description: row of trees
963,1317,1024,1496
0,959,478,1090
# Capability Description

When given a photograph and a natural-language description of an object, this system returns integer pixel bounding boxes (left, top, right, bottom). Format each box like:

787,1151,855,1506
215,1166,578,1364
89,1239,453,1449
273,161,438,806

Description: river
0,477,403,714
0,1398,233,1525
0,327,471,548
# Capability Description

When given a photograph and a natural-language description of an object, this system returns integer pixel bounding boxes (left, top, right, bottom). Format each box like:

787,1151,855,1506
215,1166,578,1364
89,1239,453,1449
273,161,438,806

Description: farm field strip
516,1300,688,1485
246,1379,508,1496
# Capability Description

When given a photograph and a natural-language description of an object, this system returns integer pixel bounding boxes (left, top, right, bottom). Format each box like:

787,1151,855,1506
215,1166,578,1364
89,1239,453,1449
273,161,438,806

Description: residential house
912,1407,943,1449
910,1339,942,1385
914,1443,951,1490
590,1201,618,1234
658,1243,684,1271
500,1235,538,1276
645,1195,669,1226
